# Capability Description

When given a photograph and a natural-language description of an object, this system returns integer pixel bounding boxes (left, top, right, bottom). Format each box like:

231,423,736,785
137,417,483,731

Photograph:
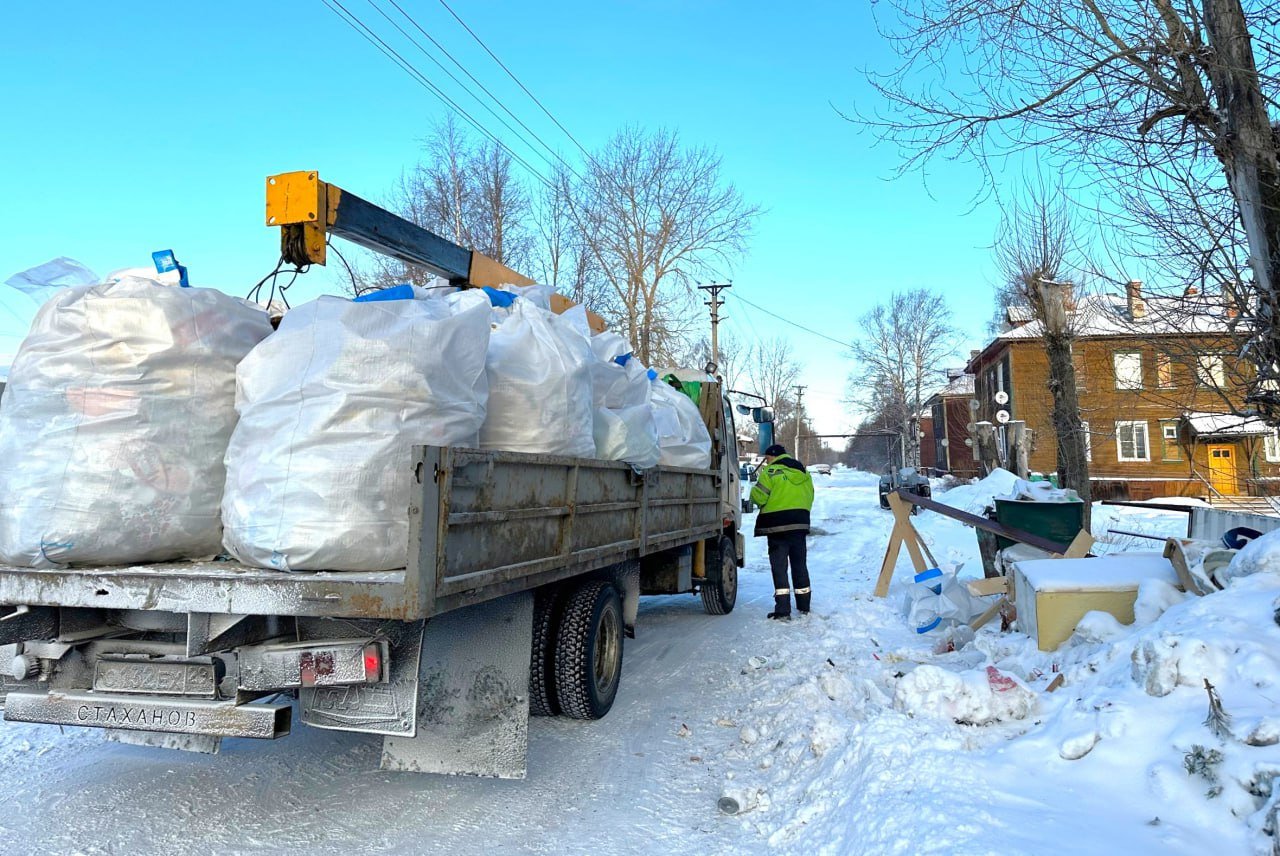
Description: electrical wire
246,255,308,310
377,0,582,179
321,0,553,189
435,0,592,159
729,292,857,350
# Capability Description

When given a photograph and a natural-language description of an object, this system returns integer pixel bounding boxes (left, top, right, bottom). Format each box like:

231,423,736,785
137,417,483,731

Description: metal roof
1185,411,1273,438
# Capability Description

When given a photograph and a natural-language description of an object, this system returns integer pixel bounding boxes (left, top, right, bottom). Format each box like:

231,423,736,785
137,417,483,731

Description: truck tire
554,581,623,720
701,536,738,615
529,587,562,717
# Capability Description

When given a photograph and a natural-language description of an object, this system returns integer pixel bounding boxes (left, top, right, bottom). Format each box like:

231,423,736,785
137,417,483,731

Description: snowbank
933,467,1019,514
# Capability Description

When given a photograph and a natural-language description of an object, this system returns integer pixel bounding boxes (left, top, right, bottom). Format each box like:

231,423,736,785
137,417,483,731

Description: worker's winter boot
795,587,811,614
767,611,791,621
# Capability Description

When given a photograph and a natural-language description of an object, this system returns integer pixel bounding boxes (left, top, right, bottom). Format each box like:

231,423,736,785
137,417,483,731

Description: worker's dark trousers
767,531,811,615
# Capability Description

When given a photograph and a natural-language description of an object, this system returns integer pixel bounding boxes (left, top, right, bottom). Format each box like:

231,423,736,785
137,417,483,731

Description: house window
1116,421,1150,462
1080,420,1092,463
1072,347,1086,392
1266,430,1280,464
1196,354,1225,388
1160,420,1183,461
1114,351,1143,390
1156,354,1175,389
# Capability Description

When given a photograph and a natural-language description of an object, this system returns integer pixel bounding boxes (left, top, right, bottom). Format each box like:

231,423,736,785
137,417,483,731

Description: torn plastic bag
222,287,490,571
480,297,596,457
0,276,272,567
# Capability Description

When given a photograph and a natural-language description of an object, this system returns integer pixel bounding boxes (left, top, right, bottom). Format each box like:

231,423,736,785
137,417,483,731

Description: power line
730,292,857,350
373,0,582,180
435,0,592,159
321,0,553,189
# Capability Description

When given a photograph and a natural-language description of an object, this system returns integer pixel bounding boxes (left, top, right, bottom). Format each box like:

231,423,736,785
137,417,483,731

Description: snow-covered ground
2,468,1277,855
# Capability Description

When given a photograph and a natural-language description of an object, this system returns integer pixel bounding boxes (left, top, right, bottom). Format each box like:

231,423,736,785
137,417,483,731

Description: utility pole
697,282,731,370
792,384,806,459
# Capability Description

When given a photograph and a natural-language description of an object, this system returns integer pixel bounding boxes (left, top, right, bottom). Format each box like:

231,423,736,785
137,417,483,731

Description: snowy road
0,471,1248,855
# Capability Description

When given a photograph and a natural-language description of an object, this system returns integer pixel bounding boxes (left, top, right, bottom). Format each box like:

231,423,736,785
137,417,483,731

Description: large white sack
650,379,713,469
222,288,491,572
480,297,596,457
588,333,660,468
0,277,272,567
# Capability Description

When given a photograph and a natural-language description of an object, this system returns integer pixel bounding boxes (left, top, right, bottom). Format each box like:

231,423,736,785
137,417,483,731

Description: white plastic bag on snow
901,568,984,633
0,276,272,567
222,288,491,572
480,297,596,457
649,378,712,469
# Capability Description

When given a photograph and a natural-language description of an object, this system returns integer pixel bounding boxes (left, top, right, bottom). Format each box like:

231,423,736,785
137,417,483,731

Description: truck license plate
94,659,217,698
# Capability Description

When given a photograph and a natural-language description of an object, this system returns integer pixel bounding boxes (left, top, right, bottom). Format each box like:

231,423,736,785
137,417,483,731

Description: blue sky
0,1,1012,433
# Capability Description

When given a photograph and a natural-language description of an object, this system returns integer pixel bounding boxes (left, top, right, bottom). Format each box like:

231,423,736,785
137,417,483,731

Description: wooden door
1207,444,1239,495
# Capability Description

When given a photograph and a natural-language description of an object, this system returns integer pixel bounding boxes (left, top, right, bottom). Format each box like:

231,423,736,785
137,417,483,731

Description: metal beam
329,189,472,281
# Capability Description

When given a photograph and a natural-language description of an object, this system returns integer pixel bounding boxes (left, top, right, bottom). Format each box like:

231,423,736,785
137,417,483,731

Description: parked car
807,463,832,476
878,467,932,514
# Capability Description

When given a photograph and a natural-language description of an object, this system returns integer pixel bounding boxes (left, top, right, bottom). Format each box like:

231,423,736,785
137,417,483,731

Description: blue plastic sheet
354,284,416,303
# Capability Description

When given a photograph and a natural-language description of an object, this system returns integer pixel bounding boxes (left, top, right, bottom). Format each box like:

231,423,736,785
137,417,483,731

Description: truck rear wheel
554,581,623,720
701,536,738,615
529,588,562,717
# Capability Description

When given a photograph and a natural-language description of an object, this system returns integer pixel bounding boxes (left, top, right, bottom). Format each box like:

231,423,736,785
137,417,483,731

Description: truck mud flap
3,690,291,739
381,591,533,779
300,619,425,737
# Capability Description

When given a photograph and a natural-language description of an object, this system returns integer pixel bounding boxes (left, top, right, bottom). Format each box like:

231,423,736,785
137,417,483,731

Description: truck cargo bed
0,446,721,620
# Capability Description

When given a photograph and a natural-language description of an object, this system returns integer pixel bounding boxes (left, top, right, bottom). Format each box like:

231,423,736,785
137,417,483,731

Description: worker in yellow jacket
750,443,815,620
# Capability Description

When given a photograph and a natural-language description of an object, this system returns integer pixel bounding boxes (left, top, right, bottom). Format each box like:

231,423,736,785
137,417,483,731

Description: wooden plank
894,489,1073,554
967,576,1009,597
969,596,1007,631
1060,530,1095,559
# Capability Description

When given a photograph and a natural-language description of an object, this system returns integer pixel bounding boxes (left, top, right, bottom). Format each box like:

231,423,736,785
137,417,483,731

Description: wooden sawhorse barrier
874,489,1094,601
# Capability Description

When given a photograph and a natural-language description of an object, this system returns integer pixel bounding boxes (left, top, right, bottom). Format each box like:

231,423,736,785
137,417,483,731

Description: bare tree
566,127,760,366
349,117,535,293
747,336,803,419
861,0,1280,420
849,290,958,468
995,186,1093,521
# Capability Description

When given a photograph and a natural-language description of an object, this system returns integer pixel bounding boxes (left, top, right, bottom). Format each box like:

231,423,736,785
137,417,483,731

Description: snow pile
1008,478,1080,503
894,664,1036,725
932,467,1019,514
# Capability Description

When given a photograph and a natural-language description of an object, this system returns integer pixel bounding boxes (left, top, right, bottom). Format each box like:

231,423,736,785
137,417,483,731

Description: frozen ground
1,468,1276,855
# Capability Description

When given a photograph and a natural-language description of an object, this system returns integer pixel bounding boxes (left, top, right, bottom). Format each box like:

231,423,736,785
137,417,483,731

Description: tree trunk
1009,420,1030,478
1204,0,1280,417
1038,282,1091,528
976,421,1001,475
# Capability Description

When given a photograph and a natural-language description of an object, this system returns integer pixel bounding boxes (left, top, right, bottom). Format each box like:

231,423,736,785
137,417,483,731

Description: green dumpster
993,498,1085,551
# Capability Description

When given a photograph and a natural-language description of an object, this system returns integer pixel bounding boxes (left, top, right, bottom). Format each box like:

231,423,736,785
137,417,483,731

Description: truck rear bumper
4,690,292,739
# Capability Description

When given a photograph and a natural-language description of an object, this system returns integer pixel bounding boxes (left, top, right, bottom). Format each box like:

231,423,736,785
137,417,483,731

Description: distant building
923,370,980,479
965,281,1280,500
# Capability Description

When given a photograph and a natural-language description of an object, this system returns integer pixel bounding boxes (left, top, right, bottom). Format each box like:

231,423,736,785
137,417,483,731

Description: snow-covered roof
1185,411,1273,437
998,293,1236,341
939,373,975,397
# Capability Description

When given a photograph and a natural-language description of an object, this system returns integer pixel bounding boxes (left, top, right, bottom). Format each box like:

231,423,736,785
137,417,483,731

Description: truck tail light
362,644,382,681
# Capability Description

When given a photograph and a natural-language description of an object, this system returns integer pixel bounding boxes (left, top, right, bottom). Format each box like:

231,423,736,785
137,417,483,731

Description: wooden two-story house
923,370,980,478
965,282,1280,500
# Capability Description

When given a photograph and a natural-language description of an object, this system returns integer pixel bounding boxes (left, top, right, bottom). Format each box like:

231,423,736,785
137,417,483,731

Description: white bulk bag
480,297,596,457
0,277,272,567
588,333,660,468
222,288,491,572
650,379,713,469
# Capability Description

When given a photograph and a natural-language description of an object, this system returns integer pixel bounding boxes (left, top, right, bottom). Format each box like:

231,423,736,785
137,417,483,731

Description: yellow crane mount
264,170,605,330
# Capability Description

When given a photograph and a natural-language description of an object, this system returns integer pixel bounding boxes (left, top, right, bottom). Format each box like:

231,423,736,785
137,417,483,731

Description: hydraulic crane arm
265,170,605,330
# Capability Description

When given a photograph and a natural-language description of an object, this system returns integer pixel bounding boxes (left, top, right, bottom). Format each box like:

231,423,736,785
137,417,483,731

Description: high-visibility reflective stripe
774,588,791,596
794,587,811,594
755,485,772,496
